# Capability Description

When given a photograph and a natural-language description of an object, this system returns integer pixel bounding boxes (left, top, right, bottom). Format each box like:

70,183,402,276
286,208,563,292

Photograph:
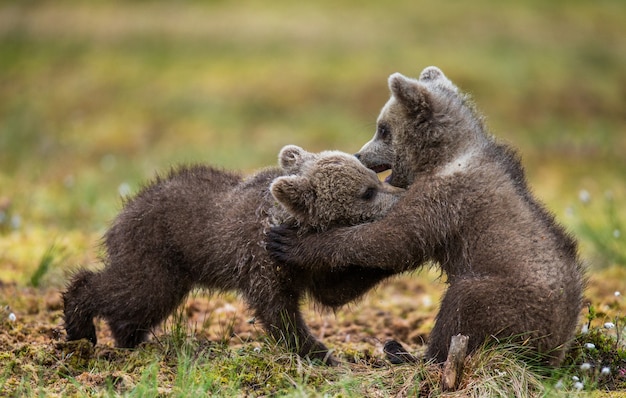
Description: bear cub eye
377,123,391,140
360,187,377,201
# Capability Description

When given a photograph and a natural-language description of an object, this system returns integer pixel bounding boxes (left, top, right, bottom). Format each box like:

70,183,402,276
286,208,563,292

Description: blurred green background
1,0,625,283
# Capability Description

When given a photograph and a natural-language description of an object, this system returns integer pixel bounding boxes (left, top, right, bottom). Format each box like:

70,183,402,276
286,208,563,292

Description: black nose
354,153,361,160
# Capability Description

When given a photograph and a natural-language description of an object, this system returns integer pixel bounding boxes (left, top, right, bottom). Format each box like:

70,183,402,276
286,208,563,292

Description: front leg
267,175,463,273
267,215,431,274
250,290,337,365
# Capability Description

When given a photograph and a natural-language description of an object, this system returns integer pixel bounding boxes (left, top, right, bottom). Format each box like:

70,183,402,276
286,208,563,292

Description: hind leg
427,276,561,364
63,269,99,344
109,319,152,348
93,264,194,348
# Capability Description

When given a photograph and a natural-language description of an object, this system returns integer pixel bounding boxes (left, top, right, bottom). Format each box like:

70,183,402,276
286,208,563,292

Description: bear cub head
356,66,487,188
271,145,404,231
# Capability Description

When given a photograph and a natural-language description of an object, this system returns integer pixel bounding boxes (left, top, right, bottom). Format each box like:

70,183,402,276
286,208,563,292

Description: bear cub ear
278,145,316,175
270,176,315,219
418,66,444,81
388,73,432,116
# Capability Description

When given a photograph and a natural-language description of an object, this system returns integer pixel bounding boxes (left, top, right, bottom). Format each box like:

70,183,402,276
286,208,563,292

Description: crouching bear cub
269,67,585,366
63,146,403,364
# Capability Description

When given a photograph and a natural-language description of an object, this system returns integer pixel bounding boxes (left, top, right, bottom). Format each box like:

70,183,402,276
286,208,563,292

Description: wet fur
268,67,585,366
64,159,398,364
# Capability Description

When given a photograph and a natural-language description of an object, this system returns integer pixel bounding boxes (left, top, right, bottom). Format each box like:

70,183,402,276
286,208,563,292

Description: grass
29,243,64,288
1,0,625,396
570,190,626,269
5,314,622,396
0,282,625,395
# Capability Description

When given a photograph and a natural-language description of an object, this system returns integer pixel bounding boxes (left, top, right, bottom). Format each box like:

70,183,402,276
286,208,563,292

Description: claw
266,225,299,264
384,340,417,364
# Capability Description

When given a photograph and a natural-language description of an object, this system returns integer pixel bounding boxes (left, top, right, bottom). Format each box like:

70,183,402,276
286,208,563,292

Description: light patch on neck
437,147,478,177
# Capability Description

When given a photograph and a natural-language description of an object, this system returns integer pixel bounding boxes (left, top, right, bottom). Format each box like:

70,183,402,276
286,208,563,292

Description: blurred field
1,1,625,235
1,0,625,395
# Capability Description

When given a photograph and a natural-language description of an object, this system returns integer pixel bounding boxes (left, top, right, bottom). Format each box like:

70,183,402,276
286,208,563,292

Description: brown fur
268,67,585,366
63,146,403,364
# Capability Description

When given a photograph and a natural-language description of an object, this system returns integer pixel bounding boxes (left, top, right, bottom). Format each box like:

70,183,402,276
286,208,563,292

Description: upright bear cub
63,146,403,364
269,67,585,366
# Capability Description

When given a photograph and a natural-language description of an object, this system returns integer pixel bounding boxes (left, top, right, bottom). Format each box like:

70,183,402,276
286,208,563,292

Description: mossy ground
1,0,625,396
1,269,625,396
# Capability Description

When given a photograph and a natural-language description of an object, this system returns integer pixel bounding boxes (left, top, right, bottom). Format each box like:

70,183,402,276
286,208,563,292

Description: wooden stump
441,334,469,392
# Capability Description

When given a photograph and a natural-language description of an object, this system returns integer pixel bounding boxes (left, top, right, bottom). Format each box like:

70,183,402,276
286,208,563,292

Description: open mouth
369,164,392,174
368,164,394,184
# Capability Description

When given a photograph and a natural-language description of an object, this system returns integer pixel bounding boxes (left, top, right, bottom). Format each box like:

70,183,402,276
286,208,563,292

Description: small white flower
574,381,584,391
581,323,589,334
118,182,132,197
585,343,596,349
616,291,621,297
578,190,591,204
580,362,591,371
554,379,564,389
604,322,615,329
601,367,611,376
253,347,261,353
11,215,21,229
8,313,16,322
572,376,580,381
614,229,621,239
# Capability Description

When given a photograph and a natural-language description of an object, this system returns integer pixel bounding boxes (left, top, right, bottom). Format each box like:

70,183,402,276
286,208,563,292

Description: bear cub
268,67,585,366
63,145,403,364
